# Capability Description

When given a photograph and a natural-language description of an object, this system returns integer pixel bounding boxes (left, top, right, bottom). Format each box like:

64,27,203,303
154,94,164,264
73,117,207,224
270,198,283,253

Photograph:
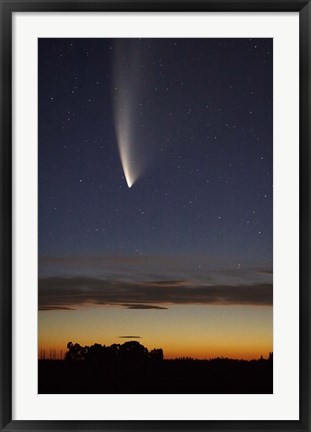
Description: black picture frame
1,0,310,430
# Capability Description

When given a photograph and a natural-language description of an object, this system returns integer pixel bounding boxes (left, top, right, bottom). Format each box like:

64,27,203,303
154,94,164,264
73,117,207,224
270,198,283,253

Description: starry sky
38,38,273,360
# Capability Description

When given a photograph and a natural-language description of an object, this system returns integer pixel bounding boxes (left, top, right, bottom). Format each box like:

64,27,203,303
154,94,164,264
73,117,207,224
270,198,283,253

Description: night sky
38,38,273,360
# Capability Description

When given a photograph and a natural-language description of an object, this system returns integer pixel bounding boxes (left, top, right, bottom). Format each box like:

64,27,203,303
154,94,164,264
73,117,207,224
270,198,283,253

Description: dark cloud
148,280,187,286
118,336,142,339
39,305,76,311
38,276,272,311
122,304,168,310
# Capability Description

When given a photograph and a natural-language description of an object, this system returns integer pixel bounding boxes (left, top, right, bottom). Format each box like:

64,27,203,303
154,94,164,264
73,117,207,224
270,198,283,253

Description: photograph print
38,38,273,394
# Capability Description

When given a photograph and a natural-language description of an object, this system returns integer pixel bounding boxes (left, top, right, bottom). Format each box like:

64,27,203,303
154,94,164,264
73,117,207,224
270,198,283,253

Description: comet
114,110,134,188
112,40,154,188
113,86,140,188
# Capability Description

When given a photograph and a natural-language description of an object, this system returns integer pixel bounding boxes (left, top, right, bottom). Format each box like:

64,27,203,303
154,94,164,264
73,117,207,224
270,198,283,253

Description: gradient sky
38,38,273,359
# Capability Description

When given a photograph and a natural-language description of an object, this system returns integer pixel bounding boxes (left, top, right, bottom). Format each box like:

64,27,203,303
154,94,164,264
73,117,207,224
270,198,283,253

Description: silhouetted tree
149,348,163,361
65,342,87,361
86,343,107,364
119,341,149,362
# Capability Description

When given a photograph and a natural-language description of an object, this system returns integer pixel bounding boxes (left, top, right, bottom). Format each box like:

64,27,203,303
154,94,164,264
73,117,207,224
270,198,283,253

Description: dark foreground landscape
39,341,273,394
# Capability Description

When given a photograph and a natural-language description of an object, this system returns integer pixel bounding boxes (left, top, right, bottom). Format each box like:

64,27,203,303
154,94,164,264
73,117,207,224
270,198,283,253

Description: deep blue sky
38,38,272,267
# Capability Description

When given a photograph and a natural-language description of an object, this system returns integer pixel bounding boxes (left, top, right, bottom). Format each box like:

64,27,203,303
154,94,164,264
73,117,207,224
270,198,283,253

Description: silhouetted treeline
39,340,272,394
65,341,164,363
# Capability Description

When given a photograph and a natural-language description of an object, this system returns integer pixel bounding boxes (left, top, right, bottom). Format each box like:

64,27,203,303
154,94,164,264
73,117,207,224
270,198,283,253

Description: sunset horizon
39,252,272,361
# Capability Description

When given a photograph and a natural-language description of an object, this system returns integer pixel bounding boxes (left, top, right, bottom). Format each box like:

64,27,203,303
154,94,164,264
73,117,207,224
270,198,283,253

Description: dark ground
38,358,273,394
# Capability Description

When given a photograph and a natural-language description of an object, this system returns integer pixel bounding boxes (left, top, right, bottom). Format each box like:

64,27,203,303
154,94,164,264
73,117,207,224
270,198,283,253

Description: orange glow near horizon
38,304,272,360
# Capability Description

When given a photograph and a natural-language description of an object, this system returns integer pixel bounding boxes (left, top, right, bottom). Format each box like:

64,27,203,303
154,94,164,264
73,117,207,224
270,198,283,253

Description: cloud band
39,276,272,311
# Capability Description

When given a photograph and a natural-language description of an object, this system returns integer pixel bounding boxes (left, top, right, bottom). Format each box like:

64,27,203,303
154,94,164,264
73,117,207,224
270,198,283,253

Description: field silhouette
38,341,273,394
